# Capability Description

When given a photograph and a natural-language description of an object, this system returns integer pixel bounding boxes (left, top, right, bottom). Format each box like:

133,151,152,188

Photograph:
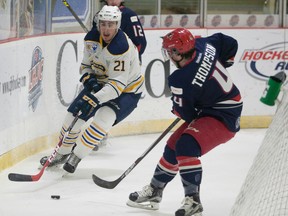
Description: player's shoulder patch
130,16,138,23
120,7,138,23
107,31,129,55
85,41,99,55
84,28,101,55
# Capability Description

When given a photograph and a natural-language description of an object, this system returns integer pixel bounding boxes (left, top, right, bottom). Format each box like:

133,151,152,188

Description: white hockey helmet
97,5,122,29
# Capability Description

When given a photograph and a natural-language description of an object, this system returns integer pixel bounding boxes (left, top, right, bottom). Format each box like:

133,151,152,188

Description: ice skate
40,152,70,168
63,152,81,173
175,194,203,216
126,184,163,210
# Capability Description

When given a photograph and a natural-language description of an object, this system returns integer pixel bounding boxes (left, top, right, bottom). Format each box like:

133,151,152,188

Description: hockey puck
51,195,60,200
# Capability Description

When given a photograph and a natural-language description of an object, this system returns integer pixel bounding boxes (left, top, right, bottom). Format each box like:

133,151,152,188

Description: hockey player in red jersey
127,28,243,216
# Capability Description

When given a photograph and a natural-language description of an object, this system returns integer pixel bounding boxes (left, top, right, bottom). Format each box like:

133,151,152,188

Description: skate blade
126,200,159,210
61,171,70,178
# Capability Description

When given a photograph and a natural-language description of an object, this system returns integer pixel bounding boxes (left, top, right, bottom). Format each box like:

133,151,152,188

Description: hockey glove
80,73,102,93
68,88,99,121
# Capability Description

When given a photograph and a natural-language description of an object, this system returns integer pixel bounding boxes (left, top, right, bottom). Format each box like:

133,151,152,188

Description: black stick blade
91,119,180,189
8,173,33,182
92,174,121,189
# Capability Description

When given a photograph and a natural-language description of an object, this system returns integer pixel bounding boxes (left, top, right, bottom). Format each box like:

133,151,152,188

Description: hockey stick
62,0,89,33
92,118,181,189
8,115,79,182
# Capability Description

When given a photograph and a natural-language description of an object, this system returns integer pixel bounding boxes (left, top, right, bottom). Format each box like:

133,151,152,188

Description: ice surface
0,129,265,216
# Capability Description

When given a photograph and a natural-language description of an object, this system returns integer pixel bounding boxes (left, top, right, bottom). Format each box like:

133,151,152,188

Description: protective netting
230,87,288,216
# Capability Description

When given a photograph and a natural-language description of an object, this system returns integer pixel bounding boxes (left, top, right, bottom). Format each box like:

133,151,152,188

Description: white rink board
0,29,286,155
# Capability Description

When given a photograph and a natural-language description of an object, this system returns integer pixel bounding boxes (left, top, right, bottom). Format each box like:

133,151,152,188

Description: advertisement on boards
0,29,287,154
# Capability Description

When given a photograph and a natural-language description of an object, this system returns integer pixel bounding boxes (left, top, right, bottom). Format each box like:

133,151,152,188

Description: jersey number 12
133,25,144,37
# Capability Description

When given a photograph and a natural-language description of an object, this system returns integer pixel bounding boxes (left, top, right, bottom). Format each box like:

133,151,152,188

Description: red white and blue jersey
118,6,146,57
169,33,242,132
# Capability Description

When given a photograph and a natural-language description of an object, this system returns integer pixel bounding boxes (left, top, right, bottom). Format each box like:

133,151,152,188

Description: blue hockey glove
68,88,99,121
80,73,102,93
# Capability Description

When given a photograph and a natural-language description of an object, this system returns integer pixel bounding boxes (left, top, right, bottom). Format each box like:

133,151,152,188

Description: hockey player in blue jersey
40,5,144,173
127,28,243,216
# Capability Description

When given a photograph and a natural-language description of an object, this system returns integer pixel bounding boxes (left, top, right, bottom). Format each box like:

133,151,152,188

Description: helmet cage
162,47,180,61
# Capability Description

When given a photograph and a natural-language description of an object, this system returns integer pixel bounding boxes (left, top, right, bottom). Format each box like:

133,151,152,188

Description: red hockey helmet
162,28,195,61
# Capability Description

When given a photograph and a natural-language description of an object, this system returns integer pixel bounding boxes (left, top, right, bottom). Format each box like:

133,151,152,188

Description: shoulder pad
84,28,100,41
107,31,129,55
120,7,137,17
120,7,138,24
